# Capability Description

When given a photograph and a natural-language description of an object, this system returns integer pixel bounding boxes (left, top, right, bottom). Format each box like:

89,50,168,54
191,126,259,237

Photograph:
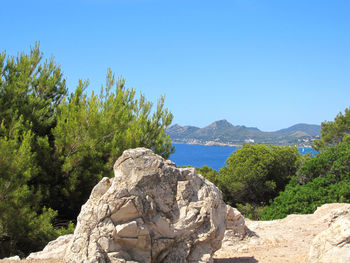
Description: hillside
166,120,321,146
276,123,321,137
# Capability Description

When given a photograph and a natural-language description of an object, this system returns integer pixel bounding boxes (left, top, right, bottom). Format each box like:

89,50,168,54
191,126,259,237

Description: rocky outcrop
15,201,350,263
62,148,227,263
0,255,20,261
222,205,251,246
214,203,350,263
27,234,73,260
308,209,350,263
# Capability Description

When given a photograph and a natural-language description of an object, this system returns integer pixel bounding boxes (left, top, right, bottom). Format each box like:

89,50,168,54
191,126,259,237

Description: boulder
63,148,227,263
26,234,73,260
223,205,251,244
308,212,350,263
0,255,20,261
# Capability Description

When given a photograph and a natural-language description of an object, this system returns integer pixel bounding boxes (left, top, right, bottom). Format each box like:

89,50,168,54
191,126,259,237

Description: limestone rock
214,203,350,263
0,255,20,261
223,205,251,244
308,212,350,263
64,148,227,263
27,234,73,260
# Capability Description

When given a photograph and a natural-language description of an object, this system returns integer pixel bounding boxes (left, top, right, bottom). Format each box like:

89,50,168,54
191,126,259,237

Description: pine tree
53,69,174,219
0,44,174,255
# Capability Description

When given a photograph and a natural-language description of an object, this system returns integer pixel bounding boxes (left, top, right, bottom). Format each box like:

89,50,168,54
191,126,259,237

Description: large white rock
0,255,21,261
27,234,73,260
63,148,227,263
308,210,350,263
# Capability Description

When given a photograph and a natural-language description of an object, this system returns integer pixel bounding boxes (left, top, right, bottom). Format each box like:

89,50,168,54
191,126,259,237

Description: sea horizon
169,143,317,171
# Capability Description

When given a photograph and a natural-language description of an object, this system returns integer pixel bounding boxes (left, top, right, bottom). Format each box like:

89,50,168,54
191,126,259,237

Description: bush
297,141,350,184
236,203,265,220
218,144,302,207
261,175,350,220
263,141,350,220
313,106,350,150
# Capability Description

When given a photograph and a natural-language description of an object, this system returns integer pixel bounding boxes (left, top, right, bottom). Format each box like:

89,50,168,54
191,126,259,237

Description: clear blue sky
1,0,349,131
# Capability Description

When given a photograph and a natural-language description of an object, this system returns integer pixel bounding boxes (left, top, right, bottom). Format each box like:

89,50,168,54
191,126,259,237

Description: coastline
172,141,240,147
172,141,314,148
170,143,317,171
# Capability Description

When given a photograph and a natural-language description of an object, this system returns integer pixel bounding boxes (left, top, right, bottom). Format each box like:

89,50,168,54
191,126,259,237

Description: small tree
0,44,174,255
0,119,72,257
0,44,70,257
0,42,67,212
218,144,301,207
314,106,350,151
52,69,174,219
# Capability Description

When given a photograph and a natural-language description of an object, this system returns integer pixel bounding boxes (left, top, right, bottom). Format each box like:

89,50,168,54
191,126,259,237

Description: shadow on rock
214,257,259,263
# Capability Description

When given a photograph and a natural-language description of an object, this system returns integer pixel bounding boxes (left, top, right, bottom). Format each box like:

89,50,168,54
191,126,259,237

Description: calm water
169,144,317,171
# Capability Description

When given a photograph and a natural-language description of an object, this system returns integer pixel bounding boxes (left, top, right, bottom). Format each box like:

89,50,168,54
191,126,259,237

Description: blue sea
169,144,318,171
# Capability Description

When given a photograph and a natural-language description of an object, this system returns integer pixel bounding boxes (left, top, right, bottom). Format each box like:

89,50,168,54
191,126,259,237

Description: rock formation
308,207,350,263
214,203,350,263
4,149,350,263
0,255,20,261
62,148,226,263
222,205,251,246
27,235,73,260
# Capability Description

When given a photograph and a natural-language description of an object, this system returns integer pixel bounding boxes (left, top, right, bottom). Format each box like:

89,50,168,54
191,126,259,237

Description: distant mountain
275,123,321,137
166,120,321,146
166,124,200,139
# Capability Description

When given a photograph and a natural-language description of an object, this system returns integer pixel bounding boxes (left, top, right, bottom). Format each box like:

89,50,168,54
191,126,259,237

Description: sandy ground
1,203,349,263
213,215,319,263
213,203,350,263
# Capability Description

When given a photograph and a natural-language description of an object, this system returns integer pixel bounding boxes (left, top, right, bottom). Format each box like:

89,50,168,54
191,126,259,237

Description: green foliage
236,203,265,220
196,165,219,186
0,42,66,136
297,141,350,184
0,45,174,256
263,106,350,220
52,69,173,219
0,44,70,257
218,144,302,207
0,42,68,217
196,145,302,219
196,165,266,220
313,106,350,151
261,175,350,220
263,141,350,220
0,120,67,257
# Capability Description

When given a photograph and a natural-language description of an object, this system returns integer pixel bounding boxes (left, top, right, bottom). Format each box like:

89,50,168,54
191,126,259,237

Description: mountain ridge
167,120,321,146
275,123,321,136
